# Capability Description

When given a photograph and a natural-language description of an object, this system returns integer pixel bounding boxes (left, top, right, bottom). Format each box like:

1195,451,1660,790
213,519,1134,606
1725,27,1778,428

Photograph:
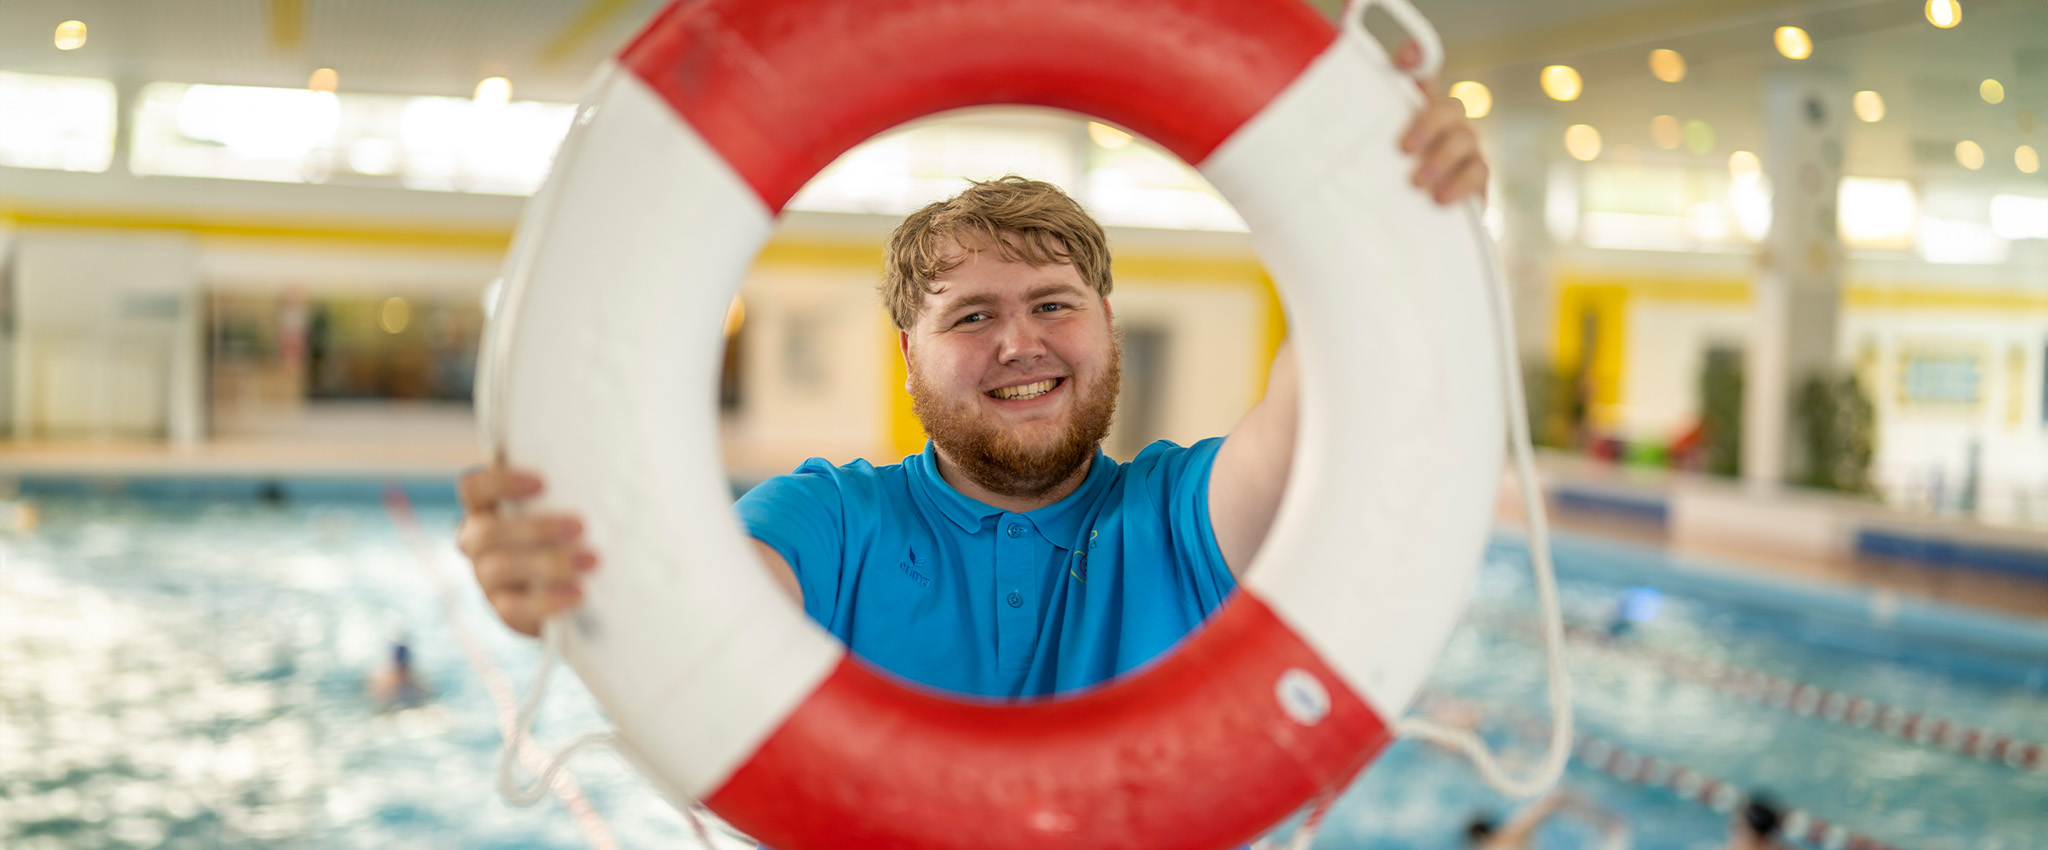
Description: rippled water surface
3,496,2043,849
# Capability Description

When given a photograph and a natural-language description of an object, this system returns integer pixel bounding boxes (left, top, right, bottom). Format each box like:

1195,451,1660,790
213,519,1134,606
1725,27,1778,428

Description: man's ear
1102,296,1114,325
899,330,914,394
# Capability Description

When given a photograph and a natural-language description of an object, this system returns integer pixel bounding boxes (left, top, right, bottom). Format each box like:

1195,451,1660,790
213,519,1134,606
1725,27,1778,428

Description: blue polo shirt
735,439,1238,699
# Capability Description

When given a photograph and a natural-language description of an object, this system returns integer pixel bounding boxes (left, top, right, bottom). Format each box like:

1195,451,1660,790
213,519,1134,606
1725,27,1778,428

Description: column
1743,69,1849,490
1489,105,1562,365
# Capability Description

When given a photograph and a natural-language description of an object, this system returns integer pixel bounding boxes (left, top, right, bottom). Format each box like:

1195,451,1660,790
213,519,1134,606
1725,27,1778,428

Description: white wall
1565,253,2048,524
11,228,203,442
1840,307,2048,522
1105,280,1267,451
1618,300,1751,441
722,266,894,477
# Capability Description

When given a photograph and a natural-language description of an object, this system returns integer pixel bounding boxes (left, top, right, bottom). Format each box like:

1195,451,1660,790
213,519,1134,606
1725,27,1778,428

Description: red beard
909,346,1121,501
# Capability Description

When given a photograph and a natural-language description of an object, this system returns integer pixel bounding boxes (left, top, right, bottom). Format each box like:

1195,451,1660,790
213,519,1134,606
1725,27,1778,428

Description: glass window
1899,349,1982,408
790,120,1079,215
0,71,116,172
1084,139,1244,232
1575,162,1753,252
786,111,1244,231
132,81,573,194
1837,177,1917,249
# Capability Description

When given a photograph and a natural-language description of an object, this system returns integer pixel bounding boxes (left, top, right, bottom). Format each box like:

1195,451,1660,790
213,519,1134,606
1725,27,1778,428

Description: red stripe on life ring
706,593,1386,850
618,0,1334,212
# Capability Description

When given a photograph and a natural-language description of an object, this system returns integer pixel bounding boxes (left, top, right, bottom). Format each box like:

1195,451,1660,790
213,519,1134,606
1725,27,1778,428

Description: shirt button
1006,591,1023,608
1006,523,1022,538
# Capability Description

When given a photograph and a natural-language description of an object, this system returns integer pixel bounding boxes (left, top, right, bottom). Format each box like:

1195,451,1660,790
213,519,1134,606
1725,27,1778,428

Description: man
459,63,1488,698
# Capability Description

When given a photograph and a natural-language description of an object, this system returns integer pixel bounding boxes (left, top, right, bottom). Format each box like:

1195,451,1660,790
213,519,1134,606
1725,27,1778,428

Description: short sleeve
734,458,847,622
1131,437,1237,609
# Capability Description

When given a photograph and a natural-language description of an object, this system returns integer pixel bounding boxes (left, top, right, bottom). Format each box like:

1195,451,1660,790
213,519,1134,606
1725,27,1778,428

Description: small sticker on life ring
1275,668,1330,726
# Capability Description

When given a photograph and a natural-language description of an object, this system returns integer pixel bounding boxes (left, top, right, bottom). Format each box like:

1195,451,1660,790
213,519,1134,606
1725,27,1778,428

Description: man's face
903,235,1120,499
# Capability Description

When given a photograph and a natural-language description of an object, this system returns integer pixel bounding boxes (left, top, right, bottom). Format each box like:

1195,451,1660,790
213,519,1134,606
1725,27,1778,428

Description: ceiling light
1980,79,2004,105
1925,0,1961,28
1649,49,1686,83
1956,140,1984,170
1541,65,1582,102
1564,124,1602,161
1448,81,1492,119
54,20,87,51
308,68,338,93
1650,115,1682,150
1087,122,1133,149
1729,150,1762,180
1775,27,1812,60
1853,91,1885,123
2018,145,2040,175
473,76,512,106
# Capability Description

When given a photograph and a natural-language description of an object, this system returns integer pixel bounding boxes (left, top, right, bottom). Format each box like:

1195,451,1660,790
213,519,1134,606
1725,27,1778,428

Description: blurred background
0,0,2043,848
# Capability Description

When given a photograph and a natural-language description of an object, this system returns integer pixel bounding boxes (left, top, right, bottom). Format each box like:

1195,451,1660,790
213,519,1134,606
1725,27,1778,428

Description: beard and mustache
909,344,1121,501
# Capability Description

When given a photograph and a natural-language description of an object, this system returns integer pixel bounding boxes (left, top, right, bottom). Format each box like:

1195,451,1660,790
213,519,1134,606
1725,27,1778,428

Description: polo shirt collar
907,441,1113,541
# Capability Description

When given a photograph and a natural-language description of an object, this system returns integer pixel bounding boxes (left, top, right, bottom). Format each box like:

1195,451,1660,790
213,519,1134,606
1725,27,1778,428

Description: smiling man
730,176,1247,696
458,82,1489,700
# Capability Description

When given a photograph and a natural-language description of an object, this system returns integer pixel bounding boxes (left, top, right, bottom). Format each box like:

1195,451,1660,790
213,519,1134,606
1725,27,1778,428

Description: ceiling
0,0,2042,185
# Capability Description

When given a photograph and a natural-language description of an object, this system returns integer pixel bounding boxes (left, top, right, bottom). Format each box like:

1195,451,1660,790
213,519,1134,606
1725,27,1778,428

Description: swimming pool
2,489,2043,849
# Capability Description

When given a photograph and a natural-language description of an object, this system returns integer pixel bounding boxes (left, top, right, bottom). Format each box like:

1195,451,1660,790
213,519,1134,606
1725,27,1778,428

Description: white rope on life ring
478,0,1570,847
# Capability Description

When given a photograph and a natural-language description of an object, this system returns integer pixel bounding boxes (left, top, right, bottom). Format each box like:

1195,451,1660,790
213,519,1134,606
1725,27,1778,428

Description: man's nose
995,319,1047,364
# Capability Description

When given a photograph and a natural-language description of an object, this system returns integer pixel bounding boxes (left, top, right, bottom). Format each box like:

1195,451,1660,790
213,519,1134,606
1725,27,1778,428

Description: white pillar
1744,69,1848,491
1490,105,1561,364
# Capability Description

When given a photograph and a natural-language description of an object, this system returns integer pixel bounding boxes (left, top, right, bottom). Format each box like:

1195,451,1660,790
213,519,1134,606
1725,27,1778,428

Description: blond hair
881,176,1112,331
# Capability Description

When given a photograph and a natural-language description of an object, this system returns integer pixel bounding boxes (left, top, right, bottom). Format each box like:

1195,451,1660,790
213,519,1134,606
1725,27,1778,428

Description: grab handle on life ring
1342,0,1444,83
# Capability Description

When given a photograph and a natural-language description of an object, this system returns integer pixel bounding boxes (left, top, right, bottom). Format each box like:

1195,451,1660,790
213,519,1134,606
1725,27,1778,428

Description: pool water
2,495,2044,849
1298,534,2048,850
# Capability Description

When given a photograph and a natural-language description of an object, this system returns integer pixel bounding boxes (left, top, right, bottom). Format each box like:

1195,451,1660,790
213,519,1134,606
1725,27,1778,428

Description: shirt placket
994,513,1037,672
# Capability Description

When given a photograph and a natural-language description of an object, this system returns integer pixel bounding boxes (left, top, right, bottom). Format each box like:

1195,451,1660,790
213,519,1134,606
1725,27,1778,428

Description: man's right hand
456,466,596,637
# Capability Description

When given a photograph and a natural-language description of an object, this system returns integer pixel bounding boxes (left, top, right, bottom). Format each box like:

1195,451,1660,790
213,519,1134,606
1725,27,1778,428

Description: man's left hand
1394,41,1489,206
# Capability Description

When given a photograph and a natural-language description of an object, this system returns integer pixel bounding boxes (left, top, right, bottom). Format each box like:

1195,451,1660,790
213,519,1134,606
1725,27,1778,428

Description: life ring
480,0,1503,847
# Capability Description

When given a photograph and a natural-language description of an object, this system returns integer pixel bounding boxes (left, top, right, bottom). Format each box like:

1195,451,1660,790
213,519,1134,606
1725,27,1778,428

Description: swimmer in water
368,641,431,711
1465,791,1630,850
1721,794,1791,850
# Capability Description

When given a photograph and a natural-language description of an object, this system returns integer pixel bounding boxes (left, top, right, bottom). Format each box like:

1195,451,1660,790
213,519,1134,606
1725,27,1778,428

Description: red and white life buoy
481,0,1503,847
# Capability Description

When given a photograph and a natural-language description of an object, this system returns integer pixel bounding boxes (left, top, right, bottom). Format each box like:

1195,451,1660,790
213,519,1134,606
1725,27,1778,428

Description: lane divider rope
383,485,622,850
1482,615,2044,773
1423,693,1910,850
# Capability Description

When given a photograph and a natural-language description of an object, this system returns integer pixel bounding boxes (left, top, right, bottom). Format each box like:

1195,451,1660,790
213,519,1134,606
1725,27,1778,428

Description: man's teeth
989,379,1059,400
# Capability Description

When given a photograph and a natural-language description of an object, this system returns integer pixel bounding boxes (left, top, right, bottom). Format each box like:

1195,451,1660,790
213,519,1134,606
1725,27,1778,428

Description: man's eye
1036,303,1067,313
958,312,989,325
